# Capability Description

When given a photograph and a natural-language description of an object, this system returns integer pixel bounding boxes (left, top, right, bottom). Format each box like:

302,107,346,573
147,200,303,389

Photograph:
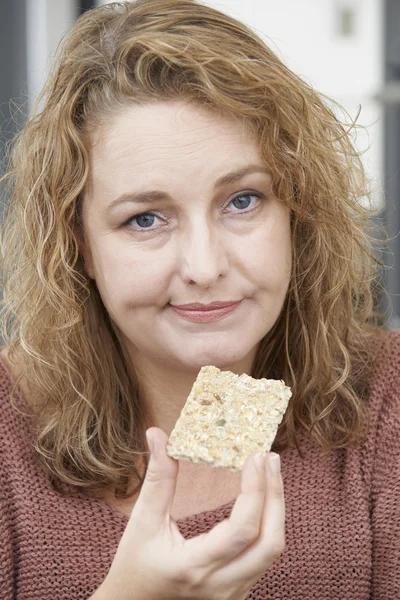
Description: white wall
95,0,385,208
26,0,77,110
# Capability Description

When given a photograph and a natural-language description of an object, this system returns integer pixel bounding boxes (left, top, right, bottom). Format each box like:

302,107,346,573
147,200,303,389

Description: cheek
91,241,172,307
254,248,291,290
248,214,292,289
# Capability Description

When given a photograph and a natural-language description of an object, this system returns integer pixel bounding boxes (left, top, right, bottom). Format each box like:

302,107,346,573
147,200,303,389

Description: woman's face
80,101,292,373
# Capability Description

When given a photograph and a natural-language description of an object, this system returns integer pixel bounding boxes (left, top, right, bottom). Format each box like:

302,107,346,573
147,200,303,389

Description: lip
170,300,242,323
171,301,242,311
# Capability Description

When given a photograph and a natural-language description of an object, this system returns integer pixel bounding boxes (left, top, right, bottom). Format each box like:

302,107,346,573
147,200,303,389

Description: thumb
132,427,179,530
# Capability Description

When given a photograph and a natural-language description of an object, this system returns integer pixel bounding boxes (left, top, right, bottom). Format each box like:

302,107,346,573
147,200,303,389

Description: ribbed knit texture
1,330,399,599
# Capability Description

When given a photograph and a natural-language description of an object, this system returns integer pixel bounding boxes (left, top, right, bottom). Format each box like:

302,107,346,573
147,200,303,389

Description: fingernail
253,452,265,472
146,430,155,455
268,453,280,474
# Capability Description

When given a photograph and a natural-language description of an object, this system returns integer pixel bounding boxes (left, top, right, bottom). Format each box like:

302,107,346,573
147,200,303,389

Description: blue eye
135,214,157,228
124,191,263,233
230,194,258,211
124,212,164,230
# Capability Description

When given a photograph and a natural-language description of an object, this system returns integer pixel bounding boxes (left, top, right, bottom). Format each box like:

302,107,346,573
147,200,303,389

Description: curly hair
0,0,385,499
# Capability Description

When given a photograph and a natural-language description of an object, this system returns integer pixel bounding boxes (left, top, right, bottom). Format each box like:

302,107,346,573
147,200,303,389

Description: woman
0,0,398,598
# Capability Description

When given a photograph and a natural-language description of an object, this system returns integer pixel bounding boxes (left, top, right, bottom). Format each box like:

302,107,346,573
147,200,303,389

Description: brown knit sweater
1,331,399,600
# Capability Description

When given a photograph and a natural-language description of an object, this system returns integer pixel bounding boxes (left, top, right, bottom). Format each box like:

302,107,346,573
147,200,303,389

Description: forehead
89,101,260,170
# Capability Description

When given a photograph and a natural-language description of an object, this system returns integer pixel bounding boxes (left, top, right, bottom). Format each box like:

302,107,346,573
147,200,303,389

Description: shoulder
356,330,400,506
361,328,400,451
0,347,38,456
368,328,400,393
0,347,38,472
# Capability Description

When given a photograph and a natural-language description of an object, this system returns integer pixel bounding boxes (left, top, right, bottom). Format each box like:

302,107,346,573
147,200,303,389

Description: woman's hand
98,427,285,600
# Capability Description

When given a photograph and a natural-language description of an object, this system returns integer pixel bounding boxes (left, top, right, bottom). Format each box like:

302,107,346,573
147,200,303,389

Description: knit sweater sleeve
0,453,15,600
370,333,400,599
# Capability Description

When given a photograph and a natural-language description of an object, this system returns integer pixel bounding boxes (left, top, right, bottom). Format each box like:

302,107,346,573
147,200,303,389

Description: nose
179,219,229,287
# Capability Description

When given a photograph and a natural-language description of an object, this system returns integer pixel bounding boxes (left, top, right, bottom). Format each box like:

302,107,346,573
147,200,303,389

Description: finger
219,453,286,580
131,427,180,533
186,451,266,566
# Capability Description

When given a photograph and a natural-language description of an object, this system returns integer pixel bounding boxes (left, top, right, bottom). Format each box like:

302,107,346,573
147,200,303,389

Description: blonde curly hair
0,0,384,499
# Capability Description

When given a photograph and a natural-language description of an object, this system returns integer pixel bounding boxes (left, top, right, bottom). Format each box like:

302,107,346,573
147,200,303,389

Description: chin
178,346,255,374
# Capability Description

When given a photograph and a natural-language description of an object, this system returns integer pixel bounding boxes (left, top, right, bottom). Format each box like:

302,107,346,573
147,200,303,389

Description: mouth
170,301,242,311
169,300,242,323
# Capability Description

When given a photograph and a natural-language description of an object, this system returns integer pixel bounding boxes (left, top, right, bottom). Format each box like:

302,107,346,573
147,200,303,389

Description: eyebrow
105,165,271,214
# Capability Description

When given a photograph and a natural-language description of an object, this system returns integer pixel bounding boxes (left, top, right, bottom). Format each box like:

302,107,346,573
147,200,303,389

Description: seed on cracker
166,365,291,471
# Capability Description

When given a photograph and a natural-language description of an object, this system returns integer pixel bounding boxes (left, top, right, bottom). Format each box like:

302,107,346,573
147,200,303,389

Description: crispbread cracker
166,365,291,471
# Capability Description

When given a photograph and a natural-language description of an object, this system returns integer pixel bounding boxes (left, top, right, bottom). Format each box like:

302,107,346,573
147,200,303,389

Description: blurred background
0,0,399,325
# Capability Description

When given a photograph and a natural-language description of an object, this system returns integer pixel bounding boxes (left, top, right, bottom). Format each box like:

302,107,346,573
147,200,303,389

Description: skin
79,100,292,436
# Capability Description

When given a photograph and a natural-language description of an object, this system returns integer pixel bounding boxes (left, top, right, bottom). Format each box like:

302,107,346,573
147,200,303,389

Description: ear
74,227,95,280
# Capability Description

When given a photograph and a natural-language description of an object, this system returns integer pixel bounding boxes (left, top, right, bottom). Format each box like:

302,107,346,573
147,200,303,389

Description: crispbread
166,365,291,471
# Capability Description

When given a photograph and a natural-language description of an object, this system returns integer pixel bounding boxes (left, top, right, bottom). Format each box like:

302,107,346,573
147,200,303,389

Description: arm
0,473,15,600
370,369,400,599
